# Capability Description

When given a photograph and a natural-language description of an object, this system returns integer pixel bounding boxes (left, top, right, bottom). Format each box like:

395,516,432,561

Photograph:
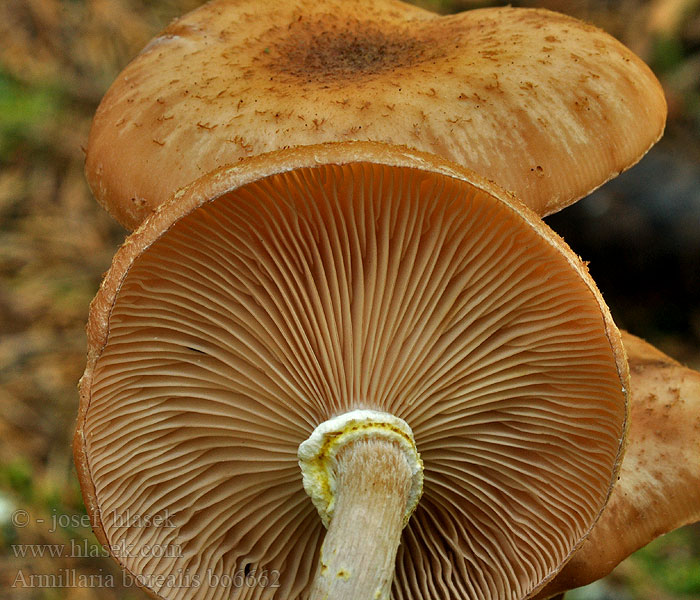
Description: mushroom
75,142,629,600
534,330,700,599
85,0,666,229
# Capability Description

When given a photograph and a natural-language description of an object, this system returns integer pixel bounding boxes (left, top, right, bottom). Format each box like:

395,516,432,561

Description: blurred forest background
0,0,698,598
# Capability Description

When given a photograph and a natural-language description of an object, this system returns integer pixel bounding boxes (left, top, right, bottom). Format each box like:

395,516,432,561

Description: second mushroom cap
85,0,666,229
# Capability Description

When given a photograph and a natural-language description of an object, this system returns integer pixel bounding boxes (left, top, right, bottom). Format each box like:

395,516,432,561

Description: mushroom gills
77,146,628,600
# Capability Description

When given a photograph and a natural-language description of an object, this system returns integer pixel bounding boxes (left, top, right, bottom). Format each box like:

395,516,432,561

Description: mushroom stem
309,438,412,600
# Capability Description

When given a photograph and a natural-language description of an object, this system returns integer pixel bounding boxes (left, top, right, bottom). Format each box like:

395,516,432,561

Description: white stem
308,438,412,600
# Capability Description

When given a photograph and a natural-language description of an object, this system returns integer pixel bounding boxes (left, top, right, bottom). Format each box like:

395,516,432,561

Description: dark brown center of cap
270,16,449,82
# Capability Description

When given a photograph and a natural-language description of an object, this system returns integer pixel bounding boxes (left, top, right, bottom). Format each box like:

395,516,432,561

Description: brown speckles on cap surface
85,0,666,229
270,17,449,82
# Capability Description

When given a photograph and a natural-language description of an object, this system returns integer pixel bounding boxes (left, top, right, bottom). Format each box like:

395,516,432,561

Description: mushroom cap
85,0,667,230
75,142,629,600
535,330,700,599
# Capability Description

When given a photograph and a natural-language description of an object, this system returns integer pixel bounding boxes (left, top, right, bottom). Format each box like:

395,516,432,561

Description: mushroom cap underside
535,330,700,599
76,142,628,600
85,0,666,229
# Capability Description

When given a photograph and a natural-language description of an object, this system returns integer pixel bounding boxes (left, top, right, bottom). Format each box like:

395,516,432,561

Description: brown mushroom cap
85,0,666,230
535,330,700,599
75,142,628,600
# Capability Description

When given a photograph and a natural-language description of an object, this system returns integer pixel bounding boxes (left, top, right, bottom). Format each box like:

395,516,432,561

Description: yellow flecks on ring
298,410,424,528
